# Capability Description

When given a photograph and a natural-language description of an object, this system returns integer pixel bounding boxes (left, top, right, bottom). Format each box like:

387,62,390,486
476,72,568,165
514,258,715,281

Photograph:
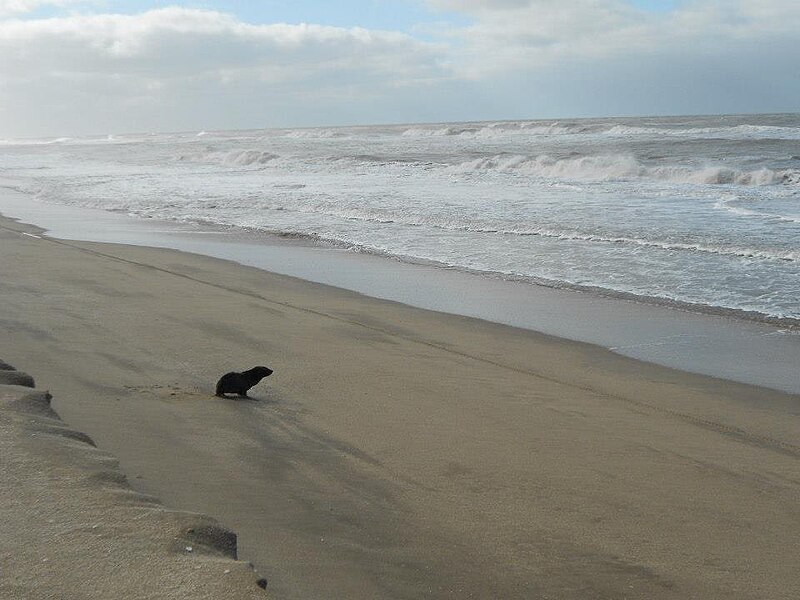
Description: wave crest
283,129,348,139
400,121,800,140
450,154,800,186
604,124,800,139
401,126,479,137
401,122,589,138
176,149,279,166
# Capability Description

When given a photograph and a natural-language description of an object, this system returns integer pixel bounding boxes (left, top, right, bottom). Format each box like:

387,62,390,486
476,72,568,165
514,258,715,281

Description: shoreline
2,182,797,332
1,187,798,395
1,210,799,598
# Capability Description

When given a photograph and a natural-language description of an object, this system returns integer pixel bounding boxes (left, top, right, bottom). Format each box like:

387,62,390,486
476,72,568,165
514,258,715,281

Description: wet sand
1,187,797,395
1,213,799,599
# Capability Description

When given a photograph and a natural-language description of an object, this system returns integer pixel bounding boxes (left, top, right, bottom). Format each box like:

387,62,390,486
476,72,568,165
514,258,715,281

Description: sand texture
0,362,268,599
1,214,799,599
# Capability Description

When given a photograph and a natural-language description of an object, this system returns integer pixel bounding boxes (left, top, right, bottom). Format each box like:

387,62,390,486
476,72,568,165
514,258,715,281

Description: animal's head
252,366,273,379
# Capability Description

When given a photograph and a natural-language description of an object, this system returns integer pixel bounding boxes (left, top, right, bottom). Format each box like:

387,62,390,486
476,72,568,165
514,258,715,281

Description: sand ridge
0,361,269,599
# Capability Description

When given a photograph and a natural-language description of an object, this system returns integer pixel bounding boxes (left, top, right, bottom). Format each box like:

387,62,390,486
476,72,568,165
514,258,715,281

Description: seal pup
215,366,273,398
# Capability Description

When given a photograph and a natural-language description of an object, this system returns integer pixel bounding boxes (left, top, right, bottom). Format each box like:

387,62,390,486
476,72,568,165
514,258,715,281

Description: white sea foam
450,154,799,186
222,150,279,166
603,124,800,139
229,198,798,263
713,198,800,224
487,227,799,262
283,129,348,139
402,122,594,138
401,125,479,137
401,121,800,140
175,149,279,166
0,136,74,146
42,137,73,145
3,114,799,321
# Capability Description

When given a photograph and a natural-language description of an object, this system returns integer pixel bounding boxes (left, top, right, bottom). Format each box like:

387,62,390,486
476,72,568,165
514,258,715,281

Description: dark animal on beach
215,366,273,398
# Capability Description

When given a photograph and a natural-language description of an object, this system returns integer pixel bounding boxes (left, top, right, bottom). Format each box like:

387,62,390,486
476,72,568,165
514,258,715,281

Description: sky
0,0,798,136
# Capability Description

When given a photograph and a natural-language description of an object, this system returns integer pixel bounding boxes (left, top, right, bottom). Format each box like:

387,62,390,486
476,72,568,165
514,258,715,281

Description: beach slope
0,214,798,599
0,366,268,599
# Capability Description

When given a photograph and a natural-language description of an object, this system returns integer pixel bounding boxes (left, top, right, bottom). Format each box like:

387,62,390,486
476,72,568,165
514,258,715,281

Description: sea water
2,113,798,324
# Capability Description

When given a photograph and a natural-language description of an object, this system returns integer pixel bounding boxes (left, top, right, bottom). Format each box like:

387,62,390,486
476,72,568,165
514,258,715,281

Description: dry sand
0,369,268,599
1,213,799,599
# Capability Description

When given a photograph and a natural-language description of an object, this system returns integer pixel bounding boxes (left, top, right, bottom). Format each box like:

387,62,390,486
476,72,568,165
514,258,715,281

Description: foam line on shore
0,193,796,394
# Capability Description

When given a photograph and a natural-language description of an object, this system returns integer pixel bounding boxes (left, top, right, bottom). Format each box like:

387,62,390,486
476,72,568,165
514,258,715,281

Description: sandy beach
1,212,799,599
0,372,269,599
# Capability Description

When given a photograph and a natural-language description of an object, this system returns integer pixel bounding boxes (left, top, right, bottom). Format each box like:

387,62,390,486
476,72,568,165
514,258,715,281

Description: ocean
2,113,798,325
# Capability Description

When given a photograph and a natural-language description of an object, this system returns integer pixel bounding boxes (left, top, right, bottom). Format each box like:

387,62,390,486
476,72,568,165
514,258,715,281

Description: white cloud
0,2,798,136
0,8,445,80
423,0,800,74
0,7,451,134
419,0,800,120
0,0,84,17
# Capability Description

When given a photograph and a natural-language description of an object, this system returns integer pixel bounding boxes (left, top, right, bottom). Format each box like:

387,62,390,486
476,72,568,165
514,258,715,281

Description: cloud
0,8,445,81
416,0,800,121
0,7,451,135
0,2,798,136
426,0,800,77
428,0,533,10
0,0,84,17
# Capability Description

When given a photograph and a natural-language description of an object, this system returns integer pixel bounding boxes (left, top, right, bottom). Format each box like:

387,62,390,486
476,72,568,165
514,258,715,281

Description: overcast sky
0,0,798,137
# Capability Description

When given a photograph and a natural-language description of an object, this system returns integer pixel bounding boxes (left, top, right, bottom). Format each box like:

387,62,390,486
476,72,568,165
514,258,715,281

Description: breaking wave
603,124,800,139
451,154,800,185
283,129,349,139
175,149,279,166
402,122,590,137
402,125,480,137
400,122,800,140
4,114,798,324
0,136,74,146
